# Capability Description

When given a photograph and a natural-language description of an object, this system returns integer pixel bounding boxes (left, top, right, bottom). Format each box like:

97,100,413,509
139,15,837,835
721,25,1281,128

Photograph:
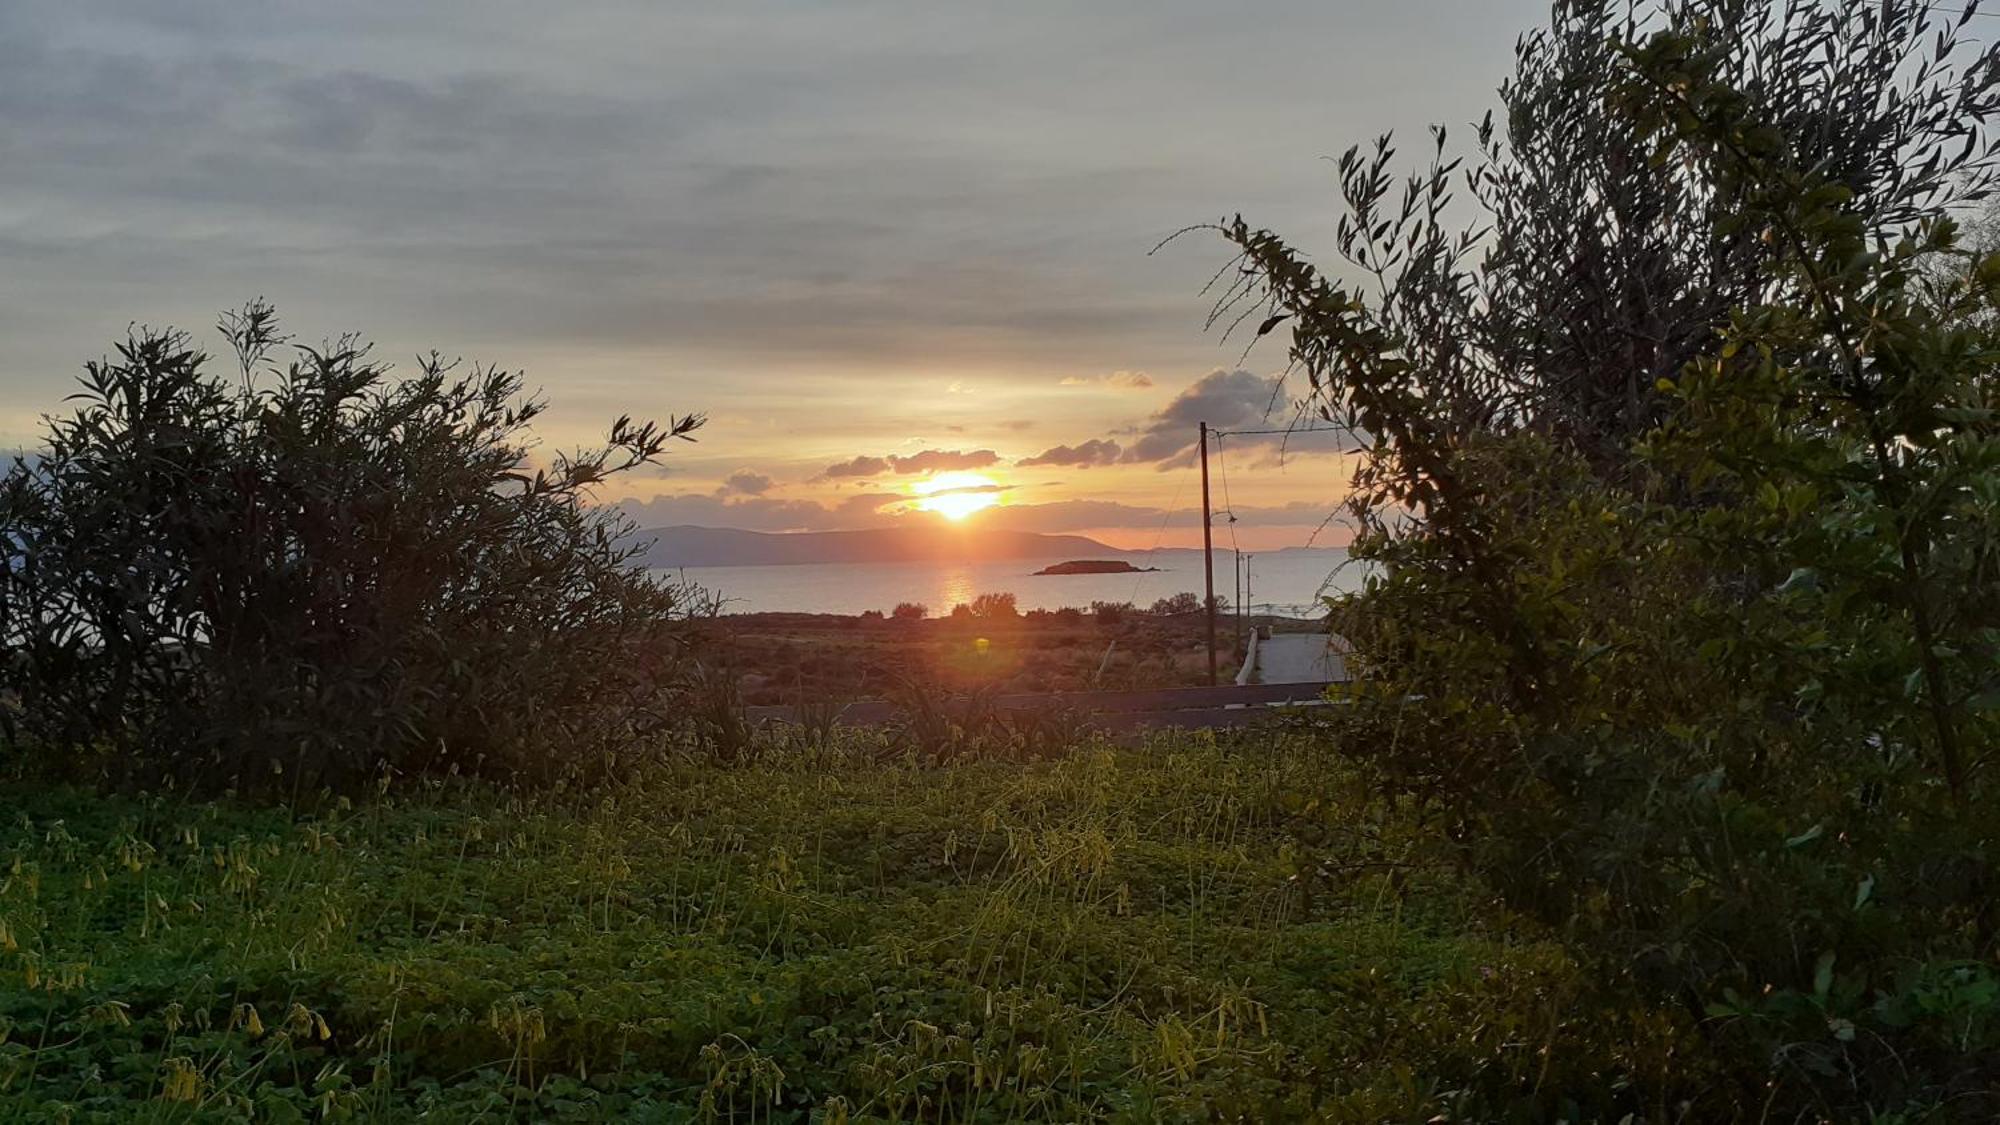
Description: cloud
1123,368,1292,468
820,455,891,480
817,448,999,480
719,469,775,496
1061,370,1154,389
0,0,1542,465
889,448,999,475
1018,439,1121,468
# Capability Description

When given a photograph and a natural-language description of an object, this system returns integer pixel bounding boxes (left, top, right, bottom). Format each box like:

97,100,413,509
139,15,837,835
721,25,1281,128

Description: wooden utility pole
1200,422,1217,685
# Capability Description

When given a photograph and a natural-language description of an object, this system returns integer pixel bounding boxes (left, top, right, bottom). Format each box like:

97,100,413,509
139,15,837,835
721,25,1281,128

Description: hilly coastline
633,524,1120,568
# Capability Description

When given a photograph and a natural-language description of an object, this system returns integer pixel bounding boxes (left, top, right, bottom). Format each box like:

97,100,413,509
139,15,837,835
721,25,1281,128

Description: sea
655,548,1362,618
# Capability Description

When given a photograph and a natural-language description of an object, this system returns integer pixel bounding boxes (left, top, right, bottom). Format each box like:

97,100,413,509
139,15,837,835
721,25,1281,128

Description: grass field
0,733,1695,1122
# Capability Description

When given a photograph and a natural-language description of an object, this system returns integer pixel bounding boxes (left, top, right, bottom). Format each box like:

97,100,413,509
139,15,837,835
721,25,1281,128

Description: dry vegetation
705,611,1308,706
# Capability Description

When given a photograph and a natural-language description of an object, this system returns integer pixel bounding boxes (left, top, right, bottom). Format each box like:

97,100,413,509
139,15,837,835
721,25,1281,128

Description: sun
911,471,1003,521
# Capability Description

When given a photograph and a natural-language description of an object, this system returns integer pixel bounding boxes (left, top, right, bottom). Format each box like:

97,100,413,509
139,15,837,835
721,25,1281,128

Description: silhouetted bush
0,303,704,794
1148,592,1201,617
1090,600,1133,625
890,601,927,621
969,591,1017,618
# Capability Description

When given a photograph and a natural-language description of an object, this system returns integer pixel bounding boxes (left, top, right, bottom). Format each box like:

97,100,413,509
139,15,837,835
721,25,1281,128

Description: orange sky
602,364,1362,550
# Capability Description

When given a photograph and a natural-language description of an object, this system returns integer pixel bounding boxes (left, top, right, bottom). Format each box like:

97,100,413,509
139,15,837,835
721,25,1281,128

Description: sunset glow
0,1,1416,555
910,472,1003,521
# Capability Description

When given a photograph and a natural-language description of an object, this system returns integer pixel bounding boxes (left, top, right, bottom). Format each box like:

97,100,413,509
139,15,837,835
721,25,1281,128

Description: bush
1148,592,1201,617
858,609,885,622
890,601,927,621
0,303,704,793
969,591,1018,618
1215,0,2000,1117
1090,600,1133,625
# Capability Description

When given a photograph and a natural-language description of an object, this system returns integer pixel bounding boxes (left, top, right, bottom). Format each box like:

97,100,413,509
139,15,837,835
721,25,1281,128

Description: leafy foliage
1213,0,2000,1117
0,735,1713,1122
0,304,705,794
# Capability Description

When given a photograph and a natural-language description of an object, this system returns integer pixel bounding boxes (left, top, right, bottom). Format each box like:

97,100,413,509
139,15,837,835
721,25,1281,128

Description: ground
706,612,1322,706
0,733,1689,1122
1246,634,1352,685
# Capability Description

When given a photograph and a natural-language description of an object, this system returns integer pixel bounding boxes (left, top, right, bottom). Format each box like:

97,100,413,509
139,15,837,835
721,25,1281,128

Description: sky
0,0,1547,550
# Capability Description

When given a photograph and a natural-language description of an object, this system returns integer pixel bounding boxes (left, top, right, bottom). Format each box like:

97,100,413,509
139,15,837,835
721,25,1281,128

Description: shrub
1213,0,2000,1117
1090,600,1133,625
890,601,927,621
858,609,885,622
969,591,1018,618
1148,592,1201,617
0,303,704,794
948,603,974,620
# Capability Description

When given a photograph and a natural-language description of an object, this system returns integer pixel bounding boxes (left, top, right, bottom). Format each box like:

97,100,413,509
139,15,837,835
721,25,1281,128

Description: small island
1033,559,1160,576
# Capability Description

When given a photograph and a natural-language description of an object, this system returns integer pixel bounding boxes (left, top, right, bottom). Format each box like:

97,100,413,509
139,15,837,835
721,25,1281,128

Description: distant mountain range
631,525,1121,569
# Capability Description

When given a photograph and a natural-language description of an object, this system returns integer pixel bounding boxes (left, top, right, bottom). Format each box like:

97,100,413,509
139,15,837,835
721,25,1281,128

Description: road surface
1253,633,1349,684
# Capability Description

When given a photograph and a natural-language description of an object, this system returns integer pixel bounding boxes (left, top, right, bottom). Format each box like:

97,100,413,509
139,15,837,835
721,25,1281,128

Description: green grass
0,734,1687,1122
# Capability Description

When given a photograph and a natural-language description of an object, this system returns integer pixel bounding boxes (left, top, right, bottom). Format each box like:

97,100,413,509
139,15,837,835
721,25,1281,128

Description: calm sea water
657,548,1360,618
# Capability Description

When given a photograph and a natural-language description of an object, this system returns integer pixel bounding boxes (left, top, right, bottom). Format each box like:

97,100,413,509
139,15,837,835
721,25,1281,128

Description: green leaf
1786,824,1825,849
1814,951,1836,999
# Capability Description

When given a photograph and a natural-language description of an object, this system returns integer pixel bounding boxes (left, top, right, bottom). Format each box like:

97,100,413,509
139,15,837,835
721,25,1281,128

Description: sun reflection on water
935,567,976,613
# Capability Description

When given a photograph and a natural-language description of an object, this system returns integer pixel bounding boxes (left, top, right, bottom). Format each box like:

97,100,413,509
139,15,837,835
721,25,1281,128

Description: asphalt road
1253,633,1349,684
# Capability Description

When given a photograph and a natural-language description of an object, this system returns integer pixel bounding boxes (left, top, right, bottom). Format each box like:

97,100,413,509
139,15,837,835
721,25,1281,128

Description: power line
1214,435,1242,539
1213,432,1244,597
1126,460,1191,608
1208,426,1350,439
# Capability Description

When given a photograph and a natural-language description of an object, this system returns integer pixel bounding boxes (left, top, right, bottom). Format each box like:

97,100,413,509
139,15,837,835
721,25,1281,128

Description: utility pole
1199,422,1217,685
1234,547,1244,655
